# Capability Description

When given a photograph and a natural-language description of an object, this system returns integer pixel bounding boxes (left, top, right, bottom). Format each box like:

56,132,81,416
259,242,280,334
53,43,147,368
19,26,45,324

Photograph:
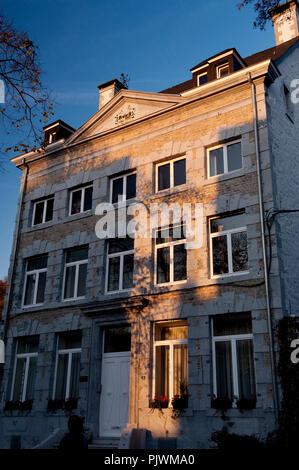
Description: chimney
270,0,299,45
97,78,125,110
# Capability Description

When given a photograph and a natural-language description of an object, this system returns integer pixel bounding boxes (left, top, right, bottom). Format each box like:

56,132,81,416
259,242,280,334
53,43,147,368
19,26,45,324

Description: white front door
99,327,131,437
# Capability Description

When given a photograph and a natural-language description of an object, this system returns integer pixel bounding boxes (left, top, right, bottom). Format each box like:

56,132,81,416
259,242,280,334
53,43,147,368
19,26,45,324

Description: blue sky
0,0,275,279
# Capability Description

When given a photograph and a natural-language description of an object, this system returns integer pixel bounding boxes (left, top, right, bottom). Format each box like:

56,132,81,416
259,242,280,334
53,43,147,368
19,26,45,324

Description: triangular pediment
67,90,184,144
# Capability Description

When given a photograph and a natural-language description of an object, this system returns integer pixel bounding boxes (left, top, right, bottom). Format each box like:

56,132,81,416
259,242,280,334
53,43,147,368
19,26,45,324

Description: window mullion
170,162,174,188
81,188,84,213
123,176,127,202
227,232,233,273
224,145,228,173
169,343,174,401
231,340,239,399
65,353,72,400
74,263,79,298
170,245,174,283
33,272,39,304
42,201,46,224
22,356,30,402
119,255,124,290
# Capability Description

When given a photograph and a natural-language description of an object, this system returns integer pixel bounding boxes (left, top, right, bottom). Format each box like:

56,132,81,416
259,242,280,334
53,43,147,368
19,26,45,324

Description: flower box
211,395,233,412
150,396,169,409
47,399,64,412
236,395,257,412
64,397,78,410
19,399,33,411
4,400,21,411
171,395,188,411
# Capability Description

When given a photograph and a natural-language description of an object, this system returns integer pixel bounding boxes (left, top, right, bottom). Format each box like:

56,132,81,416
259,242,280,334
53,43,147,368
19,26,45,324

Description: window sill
147,185,189,201
206,168,245,184
211,270,250,280
206,407,264,418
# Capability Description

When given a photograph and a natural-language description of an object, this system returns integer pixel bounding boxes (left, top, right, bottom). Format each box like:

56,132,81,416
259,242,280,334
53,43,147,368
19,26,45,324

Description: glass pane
123,254,134,289
112,177,123,204
108,238,134,254
77,263,87,297
211,213,245,233
199,73,208,85
155,345,169,398
17,337,39,354
58,332,82,350
71,189,82,214
237,340,256,399
66,247,88,263
13,358,26,401
158,164,170,191
126,173,136,200
156,322,187,341
157,247,170,284
232,231,248,272
104,326,131,353
209,148,224,177
64,265,76,299
69,352,80,399
33,201,44,225
27,256,47,271
227,142,242,172
45,198,54,222
108,256,120,291
174,159,186,187
213,313,252,336
36,271,46,304
55,354,68,399
212,236,228,275
83,186,93,211
215,341,233,399
24,274,36,306
26,356,37,400
173,344,188,396
173,244,187,281
156,224,185,245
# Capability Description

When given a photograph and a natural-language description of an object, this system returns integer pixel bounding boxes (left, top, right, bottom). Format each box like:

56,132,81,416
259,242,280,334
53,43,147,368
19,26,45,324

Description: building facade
1,0,299,449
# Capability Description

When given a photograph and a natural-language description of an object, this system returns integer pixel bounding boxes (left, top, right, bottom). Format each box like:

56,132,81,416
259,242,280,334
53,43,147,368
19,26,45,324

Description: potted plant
150,395,169,410
4,400,21,411
171,382,189,418
64,397,78,411
236,394,257,413
211,395,233,419
47,398,64,412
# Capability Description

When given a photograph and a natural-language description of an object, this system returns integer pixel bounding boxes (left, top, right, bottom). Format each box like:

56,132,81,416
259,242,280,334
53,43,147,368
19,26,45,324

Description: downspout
1,158,29,345
247,72,279,425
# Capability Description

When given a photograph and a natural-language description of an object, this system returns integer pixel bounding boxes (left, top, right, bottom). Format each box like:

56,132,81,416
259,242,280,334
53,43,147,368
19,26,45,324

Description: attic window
197,72,208,86
216,63,229,79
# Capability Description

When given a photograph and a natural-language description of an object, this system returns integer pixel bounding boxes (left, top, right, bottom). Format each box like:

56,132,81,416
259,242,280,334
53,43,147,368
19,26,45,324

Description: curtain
55,354,68,399
13,358,26,401
237,340,255,399
215,341,233,398
173,344,188,395
69,352,81,399
26,356,37,400
155,346,169,397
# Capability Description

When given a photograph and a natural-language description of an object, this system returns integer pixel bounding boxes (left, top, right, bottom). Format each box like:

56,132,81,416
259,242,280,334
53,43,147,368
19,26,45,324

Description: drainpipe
247,72,279,425
1,158,29,344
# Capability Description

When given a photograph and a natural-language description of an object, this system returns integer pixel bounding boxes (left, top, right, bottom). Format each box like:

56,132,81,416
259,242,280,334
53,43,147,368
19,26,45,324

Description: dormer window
216,63,230,79
197,72,208,86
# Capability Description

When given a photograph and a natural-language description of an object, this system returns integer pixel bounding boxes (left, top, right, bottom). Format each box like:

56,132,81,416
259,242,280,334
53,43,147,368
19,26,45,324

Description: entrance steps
89,437,120,449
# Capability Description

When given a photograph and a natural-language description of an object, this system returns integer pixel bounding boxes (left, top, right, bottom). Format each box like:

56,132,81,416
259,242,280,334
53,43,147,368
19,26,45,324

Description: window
11,337,38,402
106,238,134,292
217,63,229,79
110,172,136,204
63,246,88,300
210,212,248,277
23,256,47,306
155,223,187,285
284,85,294,120
32,197,54,226
154,320,188,405
212,313,256,402
69,184,93,215
208,140,242,177
156,157,186,192
53,332,81,400
197,73,208,86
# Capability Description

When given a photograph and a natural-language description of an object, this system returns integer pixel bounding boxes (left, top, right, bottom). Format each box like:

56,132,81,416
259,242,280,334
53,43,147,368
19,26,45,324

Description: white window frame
154,225,187,286
105,242,134,294
155,156,186,193
52,337,81,400
152,322,188,406
22,261,47,308
207,139,242,178
209,216,248,278
197,72,208,86
32,196,54,226
110,171,136,204
212,320,254,402
216,63,229,79
69,184,93,216
62,252,88,301
11,341,38,402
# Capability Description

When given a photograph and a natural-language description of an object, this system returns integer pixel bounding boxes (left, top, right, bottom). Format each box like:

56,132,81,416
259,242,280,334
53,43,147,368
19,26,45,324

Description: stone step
89,437,120,449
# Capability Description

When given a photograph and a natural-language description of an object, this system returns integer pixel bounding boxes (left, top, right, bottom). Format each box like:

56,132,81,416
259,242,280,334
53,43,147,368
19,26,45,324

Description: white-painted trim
32,196,54,226
62,254,88,300
109,171,136,204
53,339,82,400
154,224,187,285
69,184,93,216
105,243,134,293
22,263,47,308
207,139,242,178
10,343,38,402
216,63,230,79
155,155,186,193
197,72,208,86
